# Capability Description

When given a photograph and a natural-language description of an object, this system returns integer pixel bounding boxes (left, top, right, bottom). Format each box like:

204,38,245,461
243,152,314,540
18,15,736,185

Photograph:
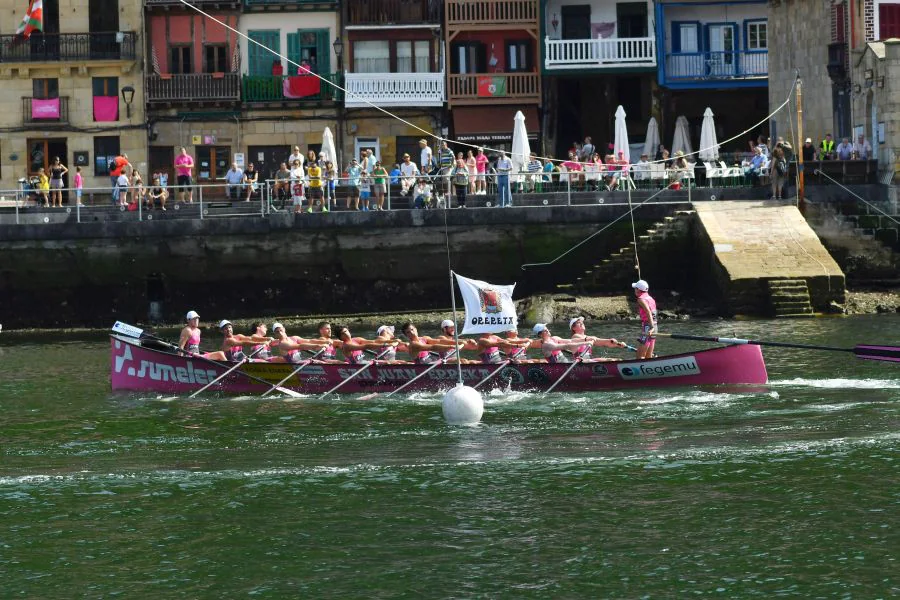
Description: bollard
566,176,571,206
199,185,204,220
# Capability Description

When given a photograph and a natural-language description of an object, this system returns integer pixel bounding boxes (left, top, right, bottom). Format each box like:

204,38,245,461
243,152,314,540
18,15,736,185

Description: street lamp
121,85,135,119
332,37,344,71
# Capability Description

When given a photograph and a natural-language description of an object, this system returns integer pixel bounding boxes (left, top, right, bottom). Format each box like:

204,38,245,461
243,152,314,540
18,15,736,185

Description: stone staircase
767,279,814,318
556,209,696,294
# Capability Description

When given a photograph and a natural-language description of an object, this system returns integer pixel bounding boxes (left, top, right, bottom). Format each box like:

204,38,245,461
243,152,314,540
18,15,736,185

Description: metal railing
348,0,441,24
146,73,242,102
664,50,768,82
446,0,538,25
242,73,343,103
0,32,136,62
447,72,540,104
22,96,69,124
545,36,656,69
244,0,336,5
344,72,444,107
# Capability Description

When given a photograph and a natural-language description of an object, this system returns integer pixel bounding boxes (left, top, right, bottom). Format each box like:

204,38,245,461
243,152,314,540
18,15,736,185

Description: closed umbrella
699,107,719,160
322,126,337,169
511,110,531,184
613,105,630,163
672,115,693,156
642,117,660,158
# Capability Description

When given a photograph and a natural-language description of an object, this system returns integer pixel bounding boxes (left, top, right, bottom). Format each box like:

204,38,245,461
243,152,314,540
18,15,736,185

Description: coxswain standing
401,322,465,364
632,280,658,359
178,310,202,355
530,324,598,363
568,316,626,360
205,320,273,362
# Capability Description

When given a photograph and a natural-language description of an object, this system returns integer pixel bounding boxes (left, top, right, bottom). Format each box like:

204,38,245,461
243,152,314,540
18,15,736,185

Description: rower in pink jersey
178,310,202,354
203,320,273,362
335,325,394,365
268,323,329,364
632,279,658,359
401,322,464,365
529,324,593,363
568,316,627,360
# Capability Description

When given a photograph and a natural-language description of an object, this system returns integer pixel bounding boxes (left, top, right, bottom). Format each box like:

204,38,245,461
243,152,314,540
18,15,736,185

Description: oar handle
657,332,852,353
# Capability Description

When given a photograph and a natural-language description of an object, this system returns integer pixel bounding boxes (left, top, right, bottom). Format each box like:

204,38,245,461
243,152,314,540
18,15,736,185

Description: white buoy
442,383,483,425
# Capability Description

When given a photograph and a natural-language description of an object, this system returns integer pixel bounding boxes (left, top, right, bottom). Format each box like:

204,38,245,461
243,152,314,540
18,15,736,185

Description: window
450,42,486,74
396,40,430,73
92,77,118,97
92,77,118,122
746,21,767,50
195,146,230,181
93,136,120,176
506,40,533,72
880,4,900,39
287,29,330,74
170,46,192,74
204,45,227,73
676,23,699,52
354,40,390,73
33,78,59,99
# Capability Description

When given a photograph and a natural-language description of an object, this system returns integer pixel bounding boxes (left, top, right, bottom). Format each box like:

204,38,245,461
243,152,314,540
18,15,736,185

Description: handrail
813,169,900,226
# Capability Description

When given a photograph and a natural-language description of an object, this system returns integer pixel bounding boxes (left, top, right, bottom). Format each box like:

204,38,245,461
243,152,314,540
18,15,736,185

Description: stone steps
767,278,815,318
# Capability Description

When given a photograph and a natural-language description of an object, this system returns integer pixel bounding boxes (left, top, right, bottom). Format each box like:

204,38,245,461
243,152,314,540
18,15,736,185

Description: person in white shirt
115,172,130,207
289,159,305,214
399,153,419,196
413,178,432,209
288,146,304,170
852,134,872,160
419,139,433,175
633,154,651,184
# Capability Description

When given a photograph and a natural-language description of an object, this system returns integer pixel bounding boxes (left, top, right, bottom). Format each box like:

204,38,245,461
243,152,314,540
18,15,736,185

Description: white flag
454,273,518,335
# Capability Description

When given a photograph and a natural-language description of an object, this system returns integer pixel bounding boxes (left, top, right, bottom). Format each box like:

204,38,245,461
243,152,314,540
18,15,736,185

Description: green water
2,317,899,598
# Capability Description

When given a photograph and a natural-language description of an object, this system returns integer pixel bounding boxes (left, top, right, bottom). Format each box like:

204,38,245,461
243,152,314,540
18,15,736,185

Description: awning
452,106,540,143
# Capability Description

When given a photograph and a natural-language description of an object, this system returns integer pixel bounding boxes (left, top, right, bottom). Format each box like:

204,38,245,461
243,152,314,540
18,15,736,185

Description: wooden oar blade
853,345,900,363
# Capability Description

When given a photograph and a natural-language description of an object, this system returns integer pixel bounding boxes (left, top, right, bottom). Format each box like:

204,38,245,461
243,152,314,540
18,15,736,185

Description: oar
320,347,393,399
358,350,460,401
190,343,270,398
260,347,326,398
544,348,592,394
473,360,511,390
113,322,301,397
655,333,900,363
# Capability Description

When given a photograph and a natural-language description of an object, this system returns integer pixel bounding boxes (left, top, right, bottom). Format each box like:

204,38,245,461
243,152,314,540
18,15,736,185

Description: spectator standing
115,169,130,207
437,141,454,200
770,146,787,200
48,156,68,208
372,160,388,211
36,167,50,207
290,159,305,214
398,153,418,196
835,137,853,160
324,161,337,206
359,165,372,211
225,163,244,202
466,150,477,194
174,147,194,203
475,148,489,195
852,134,872,160
132,169,146,208
801,138,816,162
819,134,835,160
307,159,325,212
579,136,595,162
273,162,290,202
346,158,362,210
452,157,469,208
655,144,668,162
74,166,84,206
495,151,513,207
419,139,433,176
109,152,130,205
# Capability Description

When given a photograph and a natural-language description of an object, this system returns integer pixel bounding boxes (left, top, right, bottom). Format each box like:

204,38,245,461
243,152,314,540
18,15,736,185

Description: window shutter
287,32,301,70
672,22,681,53
315,29,330,74
249,30,279,76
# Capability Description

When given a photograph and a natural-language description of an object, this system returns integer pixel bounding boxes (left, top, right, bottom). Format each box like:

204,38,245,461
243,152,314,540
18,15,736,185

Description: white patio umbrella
698,107,720,160
321,126,337,169
613,105,630,163
510,110,531,184
672,115,693,157
642,117,660,158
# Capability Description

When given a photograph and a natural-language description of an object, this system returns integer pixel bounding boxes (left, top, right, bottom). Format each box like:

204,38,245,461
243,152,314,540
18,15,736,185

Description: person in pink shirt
466,150,477,194
562,151,583,188
73,166,84,206
174,147,195,203
474,147,489,195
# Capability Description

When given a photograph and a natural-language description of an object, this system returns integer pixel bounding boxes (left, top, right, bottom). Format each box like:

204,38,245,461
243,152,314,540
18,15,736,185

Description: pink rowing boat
110,333,768,395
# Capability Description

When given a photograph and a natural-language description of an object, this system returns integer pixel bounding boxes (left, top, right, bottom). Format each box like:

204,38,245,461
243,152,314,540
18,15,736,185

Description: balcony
663,51,768,86
545,36,656,70
446,0,538,27
348,0,441,25
0,32,136,63
243,0,337,9
146,0,241,7
345,72,443,107
241,73,343,103
447,72,540,106
146,73,242,103
23,97,69,125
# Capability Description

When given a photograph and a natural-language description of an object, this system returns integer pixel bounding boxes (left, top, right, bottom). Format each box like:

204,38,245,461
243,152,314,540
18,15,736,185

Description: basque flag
16,0,44,40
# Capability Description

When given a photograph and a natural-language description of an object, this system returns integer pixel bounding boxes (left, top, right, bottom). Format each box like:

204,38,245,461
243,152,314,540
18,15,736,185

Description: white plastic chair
649,162,668,188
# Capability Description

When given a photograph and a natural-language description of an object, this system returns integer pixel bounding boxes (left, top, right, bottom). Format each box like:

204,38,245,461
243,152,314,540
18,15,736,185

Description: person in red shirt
109,153,130,205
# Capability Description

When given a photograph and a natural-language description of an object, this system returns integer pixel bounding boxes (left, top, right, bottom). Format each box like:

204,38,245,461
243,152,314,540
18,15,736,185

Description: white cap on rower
632,279,650,292
569,316,585,330
218,319,232,329
185,310,200,321
532,323,548,335
272,322,284,332
376,325,394,336
440,319,455,329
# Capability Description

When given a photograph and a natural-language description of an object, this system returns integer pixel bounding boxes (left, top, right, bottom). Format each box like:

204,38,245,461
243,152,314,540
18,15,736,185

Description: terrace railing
344,72,444,107
146,73,242,103
0,32,136,62
545,36,656,69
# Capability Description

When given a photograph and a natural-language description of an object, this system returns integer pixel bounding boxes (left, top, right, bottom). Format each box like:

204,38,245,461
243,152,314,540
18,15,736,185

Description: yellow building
0,0,145,201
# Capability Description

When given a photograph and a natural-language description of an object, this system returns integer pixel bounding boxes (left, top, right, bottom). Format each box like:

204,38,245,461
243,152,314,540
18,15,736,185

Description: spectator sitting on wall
835,137,853,160
852,134,872,160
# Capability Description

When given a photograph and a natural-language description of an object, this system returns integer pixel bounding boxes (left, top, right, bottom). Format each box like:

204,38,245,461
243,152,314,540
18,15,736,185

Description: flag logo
479,288,501,314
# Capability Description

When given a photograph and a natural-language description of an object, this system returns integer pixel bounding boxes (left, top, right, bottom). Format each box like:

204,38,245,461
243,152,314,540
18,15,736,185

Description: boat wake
769,378,900,389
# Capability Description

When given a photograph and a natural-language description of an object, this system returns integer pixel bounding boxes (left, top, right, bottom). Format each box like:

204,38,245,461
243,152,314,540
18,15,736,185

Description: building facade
0,0,144,199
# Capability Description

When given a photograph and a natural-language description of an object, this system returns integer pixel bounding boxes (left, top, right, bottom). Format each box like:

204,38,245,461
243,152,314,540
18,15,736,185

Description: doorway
616,2,648,38
149,146,174,187
248,145,290,182
561,6,591,40
89,0,120,59
27,137,68,203
354,137,380,163
706,25,736,76
195,147,231,200
30,0,59,61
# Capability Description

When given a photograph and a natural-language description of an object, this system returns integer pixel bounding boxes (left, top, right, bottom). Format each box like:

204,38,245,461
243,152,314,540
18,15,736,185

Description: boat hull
110,335,768,395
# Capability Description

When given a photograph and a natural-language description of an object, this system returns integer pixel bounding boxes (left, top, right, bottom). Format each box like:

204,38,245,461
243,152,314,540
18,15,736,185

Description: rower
178,310,202,355
206,319,273,362
435,319,478,363
632,280,658,359
475,331,529,364
502,329,534,363
374,325,408,363
401,322,464,364
530,323,598,363
248,322,272,360
336,325,394,364
568,316,626,360
268,322,329,364
308,321,343,363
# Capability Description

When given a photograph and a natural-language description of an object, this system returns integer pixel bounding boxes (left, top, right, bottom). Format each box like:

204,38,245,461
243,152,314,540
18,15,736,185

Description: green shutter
248,30,280,76
315,29,330,74
287,32,301,72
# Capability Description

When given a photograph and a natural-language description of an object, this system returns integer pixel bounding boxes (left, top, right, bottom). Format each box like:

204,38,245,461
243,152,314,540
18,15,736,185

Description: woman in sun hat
632,280,658,359
178,310,202,355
